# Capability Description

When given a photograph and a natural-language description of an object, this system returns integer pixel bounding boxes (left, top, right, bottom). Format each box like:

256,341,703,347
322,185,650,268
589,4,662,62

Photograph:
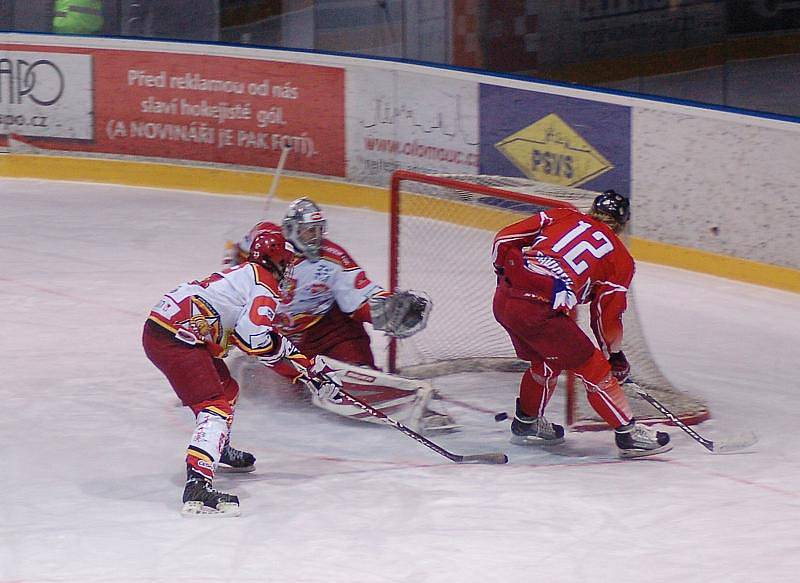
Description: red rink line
252,449,651,476
252,448,799,504
665,458,800,499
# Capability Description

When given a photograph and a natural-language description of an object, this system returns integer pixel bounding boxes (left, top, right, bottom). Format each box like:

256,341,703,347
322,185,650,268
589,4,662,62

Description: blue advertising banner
480,84,631,196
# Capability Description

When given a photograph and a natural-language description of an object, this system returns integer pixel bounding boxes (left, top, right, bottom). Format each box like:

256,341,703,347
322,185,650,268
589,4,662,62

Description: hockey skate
615,420,672,459
420,409,461,433
218,443,256,473
510,398,565,445
181,472,241,517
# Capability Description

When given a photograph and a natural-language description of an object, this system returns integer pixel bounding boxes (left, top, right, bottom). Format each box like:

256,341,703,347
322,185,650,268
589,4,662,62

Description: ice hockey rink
2,178,798,583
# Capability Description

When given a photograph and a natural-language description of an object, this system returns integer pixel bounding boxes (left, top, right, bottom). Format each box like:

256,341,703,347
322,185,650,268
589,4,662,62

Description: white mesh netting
390,172,709,428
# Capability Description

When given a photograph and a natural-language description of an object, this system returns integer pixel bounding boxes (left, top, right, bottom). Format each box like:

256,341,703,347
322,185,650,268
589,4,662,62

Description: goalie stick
626,381,758,454
337,388,508,465
220,144,292,250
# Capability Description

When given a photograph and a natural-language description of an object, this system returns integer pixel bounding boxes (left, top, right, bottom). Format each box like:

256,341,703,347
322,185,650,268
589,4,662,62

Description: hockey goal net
388,170,709,430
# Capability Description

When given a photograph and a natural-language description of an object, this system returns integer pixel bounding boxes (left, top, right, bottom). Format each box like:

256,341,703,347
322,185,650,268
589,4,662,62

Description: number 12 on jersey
551,220,614,275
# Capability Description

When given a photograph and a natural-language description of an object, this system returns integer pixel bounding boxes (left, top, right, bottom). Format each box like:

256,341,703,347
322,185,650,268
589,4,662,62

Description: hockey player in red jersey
225,197,455,433
143,229,343,516
492,190,672,458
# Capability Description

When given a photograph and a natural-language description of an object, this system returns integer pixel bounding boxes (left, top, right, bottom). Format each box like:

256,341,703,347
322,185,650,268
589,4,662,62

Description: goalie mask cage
388,170,710,430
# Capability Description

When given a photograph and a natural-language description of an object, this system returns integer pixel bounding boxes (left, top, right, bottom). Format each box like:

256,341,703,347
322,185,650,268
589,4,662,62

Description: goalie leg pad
313,357,446,432
419,408,461,433
310,382,432,430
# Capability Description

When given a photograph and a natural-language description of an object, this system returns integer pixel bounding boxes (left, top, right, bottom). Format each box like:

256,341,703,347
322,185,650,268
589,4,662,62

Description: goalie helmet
248,230,293,278
282,197,327,261
590,189,630,232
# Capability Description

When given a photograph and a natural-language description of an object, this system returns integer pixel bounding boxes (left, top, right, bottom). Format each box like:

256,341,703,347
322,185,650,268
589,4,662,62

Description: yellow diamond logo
495,113,613,187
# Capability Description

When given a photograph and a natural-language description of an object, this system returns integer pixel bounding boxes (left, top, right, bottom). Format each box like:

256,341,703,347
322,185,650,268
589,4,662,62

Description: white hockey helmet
282,197,327,260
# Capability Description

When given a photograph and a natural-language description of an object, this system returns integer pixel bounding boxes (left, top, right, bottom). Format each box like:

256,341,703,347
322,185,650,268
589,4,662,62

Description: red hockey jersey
492,208,634,355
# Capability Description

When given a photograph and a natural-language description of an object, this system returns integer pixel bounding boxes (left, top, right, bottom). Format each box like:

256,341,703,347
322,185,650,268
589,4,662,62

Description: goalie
224,197,456,433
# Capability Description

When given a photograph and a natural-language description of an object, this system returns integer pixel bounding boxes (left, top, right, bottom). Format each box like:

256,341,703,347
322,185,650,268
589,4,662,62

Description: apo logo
0,58,65,106
495,113,613,187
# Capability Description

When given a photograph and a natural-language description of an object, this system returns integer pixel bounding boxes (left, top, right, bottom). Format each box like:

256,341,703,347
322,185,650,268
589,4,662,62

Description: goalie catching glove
369,290,432,339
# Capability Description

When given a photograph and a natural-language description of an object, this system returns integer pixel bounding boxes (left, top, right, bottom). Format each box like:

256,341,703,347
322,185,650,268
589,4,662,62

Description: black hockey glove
609,351,630,383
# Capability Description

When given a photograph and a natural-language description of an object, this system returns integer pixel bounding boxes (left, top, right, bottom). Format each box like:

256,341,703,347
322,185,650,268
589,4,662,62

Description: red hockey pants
142,320,239,415
493,285,632,427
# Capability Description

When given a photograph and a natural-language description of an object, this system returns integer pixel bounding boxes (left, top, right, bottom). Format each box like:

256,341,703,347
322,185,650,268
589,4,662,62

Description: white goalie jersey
275,239,385,335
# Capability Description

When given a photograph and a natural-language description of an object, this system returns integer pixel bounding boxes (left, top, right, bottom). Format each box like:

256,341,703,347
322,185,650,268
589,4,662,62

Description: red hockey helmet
232,221,283,264
244,221,282,249
248,230,293,278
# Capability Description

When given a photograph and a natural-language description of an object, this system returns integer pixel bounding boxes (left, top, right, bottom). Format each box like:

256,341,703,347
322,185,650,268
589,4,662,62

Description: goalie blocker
315,356,459,434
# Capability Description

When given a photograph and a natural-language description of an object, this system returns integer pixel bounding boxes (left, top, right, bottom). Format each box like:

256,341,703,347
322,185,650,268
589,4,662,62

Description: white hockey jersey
148,263,282,356
276,240,385,334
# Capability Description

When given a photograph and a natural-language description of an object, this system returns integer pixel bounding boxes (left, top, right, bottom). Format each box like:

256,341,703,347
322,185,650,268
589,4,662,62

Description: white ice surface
1,179,799,583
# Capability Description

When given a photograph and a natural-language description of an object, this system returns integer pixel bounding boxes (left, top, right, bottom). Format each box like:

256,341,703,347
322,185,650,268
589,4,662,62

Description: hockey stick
626,381,758,453
337,388,508,465
264,144,292,214
220,144,292,249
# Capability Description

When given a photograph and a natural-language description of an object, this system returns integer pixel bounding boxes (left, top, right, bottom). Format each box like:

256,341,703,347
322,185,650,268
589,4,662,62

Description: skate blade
181,501,241,517
510,434,565,446
217,464,256,473
422,423,463,434
548,442,618,460
617,442,673,459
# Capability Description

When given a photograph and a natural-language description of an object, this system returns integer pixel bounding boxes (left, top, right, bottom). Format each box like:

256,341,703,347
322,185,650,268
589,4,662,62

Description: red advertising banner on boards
0,44,345,176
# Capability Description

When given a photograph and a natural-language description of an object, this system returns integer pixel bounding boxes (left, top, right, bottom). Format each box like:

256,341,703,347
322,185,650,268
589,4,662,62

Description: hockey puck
494,412,509,422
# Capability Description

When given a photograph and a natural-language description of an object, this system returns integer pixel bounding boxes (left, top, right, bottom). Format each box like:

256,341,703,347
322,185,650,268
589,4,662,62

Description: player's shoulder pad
591,220,635,274
319,239,359,269
548,207,582,221
588,214,628,248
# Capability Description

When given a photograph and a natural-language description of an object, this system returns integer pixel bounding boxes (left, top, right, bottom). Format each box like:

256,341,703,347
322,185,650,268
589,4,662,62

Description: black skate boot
219,443,256,473
181,469,240,517
615,420,672,458
510,398,565,445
